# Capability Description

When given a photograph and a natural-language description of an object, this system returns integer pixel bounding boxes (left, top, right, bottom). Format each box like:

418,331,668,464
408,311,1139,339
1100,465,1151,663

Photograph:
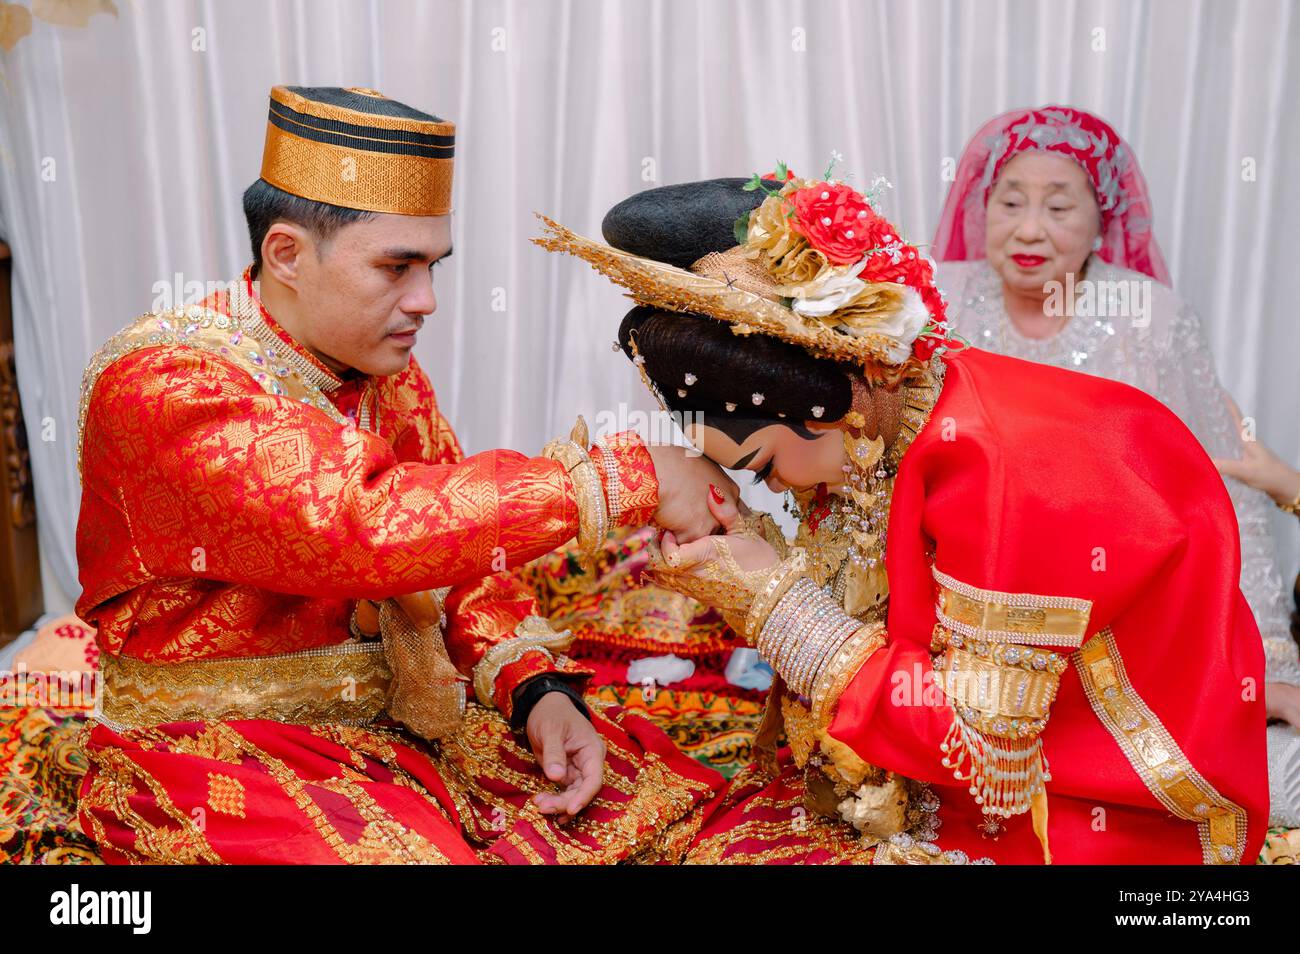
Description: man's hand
660,481,781,573
646,444,740,543
527,691,606,823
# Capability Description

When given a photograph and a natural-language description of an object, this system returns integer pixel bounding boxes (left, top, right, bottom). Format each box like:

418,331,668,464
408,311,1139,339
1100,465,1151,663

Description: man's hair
242,179,374,273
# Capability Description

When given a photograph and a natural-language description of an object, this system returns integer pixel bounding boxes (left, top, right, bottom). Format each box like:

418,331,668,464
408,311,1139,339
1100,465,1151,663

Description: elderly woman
933,105,1300,826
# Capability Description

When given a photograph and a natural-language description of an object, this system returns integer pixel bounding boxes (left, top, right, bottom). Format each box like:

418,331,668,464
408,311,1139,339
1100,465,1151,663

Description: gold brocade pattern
262,86,455,217
79,721,458,864
205,773,247,818
428,704,718,864
78,293,345,476
933,566,1092,649
98,642,392,729
1074,629,1248,865
470,615,576,707
76,279,587,668
683,766,878,865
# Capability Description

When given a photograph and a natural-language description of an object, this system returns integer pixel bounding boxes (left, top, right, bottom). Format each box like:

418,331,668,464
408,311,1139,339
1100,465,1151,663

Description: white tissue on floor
626,653,696,687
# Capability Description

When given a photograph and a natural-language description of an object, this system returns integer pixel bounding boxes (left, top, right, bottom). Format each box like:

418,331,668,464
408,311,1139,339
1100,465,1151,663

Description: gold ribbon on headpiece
260,85,455,216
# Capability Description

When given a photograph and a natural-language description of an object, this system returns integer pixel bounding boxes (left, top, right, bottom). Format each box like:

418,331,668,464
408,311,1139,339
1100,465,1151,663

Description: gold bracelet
471,615,575,707
744,551,808,643
757,577,863,698
810,622,887,727
542,419,609,561
592,438,623,526
1279,486,1300,517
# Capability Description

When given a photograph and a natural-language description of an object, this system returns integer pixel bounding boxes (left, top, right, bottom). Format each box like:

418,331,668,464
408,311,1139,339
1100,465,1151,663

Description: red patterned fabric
70,278,731,863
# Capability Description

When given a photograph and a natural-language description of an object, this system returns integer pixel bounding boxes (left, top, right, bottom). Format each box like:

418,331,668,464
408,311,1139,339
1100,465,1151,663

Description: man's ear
261,223,311,289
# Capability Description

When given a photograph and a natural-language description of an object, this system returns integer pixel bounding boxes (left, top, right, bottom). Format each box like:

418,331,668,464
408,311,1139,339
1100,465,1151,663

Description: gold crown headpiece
533,165,957,369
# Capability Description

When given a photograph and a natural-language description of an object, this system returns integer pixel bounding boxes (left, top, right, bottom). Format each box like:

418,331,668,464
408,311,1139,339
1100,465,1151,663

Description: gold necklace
793,362,943,619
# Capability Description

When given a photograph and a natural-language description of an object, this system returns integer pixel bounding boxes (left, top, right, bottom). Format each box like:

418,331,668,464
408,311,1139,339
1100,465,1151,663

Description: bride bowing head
537,165,959,494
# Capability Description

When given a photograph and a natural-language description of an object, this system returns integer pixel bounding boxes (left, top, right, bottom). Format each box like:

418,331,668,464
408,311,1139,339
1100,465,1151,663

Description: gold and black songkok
259,85,454,216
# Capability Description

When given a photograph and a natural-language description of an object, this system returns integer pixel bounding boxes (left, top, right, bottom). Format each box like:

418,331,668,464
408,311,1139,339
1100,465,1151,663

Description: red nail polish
709,483,725,504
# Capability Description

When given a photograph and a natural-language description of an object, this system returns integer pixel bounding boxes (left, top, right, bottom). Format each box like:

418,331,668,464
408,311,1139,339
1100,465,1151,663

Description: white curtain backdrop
1,0,1297,613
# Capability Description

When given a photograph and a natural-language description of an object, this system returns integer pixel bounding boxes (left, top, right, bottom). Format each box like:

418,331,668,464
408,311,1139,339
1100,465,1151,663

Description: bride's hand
659,484,780,573
647,444,741,543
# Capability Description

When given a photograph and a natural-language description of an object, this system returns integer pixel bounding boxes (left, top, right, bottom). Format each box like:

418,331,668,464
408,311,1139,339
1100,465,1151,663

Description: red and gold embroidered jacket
75,278,658,717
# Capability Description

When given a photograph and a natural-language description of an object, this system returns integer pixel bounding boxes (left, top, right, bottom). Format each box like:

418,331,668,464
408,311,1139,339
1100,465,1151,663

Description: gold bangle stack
542,417,610,561
810,622,887,726
757,576,864,698
592,437,623,526
743,551,808,643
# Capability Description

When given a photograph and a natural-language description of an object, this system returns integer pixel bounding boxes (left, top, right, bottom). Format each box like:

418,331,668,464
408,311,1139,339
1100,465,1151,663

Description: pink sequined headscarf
932,105,1170,283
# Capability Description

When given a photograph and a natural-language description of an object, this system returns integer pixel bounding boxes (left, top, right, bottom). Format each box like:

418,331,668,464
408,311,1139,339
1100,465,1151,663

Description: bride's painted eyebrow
729,448,760,470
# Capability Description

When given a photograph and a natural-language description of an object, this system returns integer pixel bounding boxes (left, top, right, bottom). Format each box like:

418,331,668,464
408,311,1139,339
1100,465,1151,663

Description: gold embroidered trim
933,566,1091,649
1074,629,1248,865
471,615,575,707
78,291,346,475
379,596,467,741
231,286,344,394
97,640,391,730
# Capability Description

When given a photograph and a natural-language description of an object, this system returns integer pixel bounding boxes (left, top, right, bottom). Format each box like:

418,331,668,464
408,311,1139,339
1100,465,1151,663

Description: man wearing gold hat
72,86,727,863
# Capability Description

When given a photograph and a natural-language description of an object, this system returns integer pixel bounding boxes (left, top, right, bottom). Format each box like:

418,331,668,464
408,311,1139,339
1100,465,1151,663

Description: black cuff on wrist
509,674,590,731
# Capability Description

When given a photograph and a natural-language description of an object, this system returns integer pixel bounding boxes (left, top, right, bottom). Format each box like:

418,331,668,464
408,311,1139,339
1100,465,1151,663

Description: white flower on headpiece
835,286,930,364
725,402,737,412
786,257,870,318
684,372,697,385
751,393,765,405
878,240,905,265
811,405,825,418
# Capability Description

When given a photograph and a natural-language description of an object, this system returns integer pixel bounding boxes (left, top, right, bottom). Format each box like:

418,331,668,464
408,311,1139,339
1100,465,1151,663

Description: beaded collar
240,267,345,394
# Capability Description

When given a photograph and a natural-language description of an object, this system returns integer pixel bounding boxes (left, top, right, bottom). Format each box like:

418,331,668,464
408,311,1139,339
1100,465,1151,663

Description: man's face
293,213,452,377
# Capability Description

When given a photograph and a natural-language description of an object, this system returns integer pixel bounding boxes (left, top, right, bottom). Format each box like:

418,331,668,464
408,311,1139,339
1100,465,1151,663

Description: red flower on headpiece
911,335,943,362
789,182,882,265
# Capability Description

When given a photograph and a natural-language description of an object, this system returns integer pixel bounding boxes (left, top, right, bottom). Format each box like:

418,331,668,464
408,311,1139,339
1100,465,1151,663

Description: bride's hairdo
604,178,857,439
618,305,854,442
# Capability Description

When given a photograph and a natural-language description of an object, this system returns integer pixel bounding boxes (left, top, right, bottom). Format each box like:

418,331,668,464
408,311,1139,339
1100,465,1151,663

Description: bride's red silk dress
688,348,1268,864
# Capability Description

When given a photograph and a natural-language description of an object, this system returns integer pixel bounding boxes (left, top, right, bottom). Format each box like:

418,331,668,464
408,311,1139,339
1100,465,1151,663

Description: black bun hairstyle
604,178,856,442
